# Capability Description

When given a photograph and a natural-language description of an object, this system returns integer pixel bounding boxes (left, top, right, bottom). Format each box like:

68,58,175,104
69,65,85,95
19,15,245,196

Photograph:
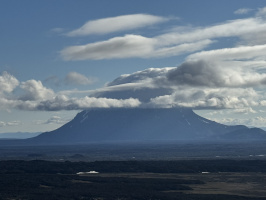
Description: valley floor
0,141,266,161
0,160,266,200
0,142,265,199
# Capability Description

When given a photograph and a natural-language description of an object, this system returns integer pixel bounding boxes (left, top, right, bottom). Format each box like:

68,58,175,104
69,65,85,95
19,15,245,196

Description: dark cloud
166,60,225,87
93,68,174,102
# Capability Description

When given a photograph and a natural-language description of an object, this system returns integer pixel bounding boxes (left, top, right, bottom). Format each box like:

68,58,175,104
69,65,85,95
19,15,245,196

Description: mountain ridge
1,107,265,146
26,107,266,145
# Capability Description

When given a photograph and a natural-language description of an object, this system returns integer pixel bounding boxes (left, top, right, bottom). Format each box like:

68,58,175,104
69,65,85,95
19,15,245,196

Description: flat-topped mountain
26,108,266,145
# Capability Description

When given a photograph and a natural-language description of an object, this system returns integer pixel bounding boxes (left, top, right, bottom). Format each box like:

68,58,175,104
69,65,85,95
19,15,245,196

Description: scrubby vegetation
0,160,266,199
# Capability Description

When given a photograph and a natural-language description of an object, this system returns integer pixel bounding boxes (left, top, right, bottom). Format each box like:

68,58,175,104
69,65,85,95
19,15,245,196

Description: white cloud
1,62,266,113
158,8,266,46
61,34,212,60
234,8,253,15
0,72,141,111
61,8,266,60
0,71,19,95
61,34,156,60
20,80,55,101
4,6,266,113
256,7,266,17
166,59,266,88
149,88,258,110
15,96,141,111
0,120,21,127
92,67,174,102
213,116,266,128
64,72,96,85
233,107,257,114
6,121,21,126
1,93,141,111
92,58,266,110
152,39,213,58
0,121,5,127
50,27,65,33
36,116,69,125
107,67,174,86
187,44,266,62
2,59,266,112
44,72,97,87
67,14,169,36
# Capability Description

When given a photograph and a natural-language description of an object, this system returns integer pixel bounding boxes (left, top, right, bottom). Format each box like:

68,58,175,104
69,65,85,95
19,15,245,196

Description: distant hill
24,107,266,145
0,132,41,139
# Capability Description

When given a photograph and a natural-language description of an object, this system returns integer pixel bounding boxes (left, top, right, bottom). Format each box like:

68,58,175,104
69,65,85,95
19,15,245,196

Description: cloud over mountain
2,7,266,117
2,39,266,113
92,52,266,111
57,6,266,114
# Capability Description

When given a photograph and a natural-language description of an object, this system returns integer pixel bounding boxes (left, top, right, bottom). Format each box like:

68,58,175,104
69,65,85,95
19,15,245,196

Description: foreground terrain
0,141,266,161
0,160,266,200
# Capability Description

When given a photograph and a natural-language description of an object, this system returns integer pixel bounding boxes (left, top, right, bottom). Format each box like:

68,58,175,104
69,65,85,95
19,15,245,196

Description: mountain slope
27,108,266,145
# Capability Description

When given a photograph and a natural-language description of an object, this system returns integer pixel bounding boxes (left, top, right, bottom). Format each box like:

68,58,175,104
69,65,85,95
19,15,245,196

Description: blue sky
1,0,266,133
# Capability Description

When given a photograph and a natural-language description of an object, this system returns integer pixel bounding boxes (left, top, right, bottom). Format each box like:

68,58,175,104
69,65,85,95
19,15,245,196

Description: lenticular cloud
67,14,168,36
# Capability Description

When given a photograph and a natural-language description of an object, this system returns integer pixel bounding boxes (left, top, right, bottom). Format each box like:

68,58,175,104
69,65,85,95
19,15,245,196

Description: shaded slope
28,108,266,145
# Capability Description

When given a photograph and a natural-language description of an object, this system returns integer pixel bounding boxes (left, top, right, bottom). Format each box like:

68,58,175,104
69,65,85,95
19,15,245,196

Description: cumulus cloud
1,92,141,111
4,8,266,115
64,72,96,85
0,120,21,127
166,60,225,87
67,14,168,36
20,80,55,101
0,71,19,95
0,72,140,111
92,56,266,110
35,116,70,125
166,59,266,88
2,55,266,112
149,88,258,110
14,96,141,111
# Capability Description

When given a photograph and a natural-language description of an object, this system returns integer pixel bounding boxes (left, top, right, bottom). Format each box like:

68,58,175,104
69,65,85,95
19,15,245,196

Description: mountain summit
28,108,266,145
